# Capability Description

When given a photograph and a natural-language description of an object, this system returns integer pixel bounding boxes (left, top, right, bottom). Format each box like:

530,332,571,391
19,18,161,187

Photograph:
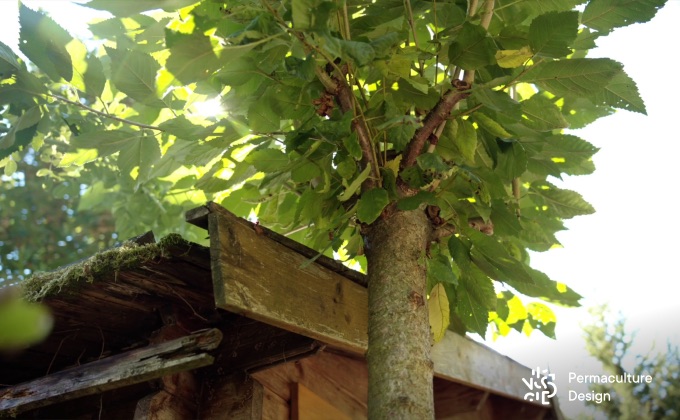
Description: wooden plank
292,383,351,420
190,203,544,406
251,352,367,419
187,203,367,287
0,329,222,416
205,204,368,355
431,333,534,404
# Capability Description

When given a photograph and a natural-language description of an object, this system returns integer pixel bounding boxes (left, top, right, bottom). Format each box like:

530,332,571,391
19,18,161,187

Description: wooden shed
1,203,562,419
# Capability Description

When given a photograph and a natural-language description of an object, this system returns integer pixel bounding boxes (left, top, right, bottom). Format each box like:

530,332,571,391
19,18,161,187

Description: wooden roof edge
186,202,367,287
20,232,204,303
432,331,555,409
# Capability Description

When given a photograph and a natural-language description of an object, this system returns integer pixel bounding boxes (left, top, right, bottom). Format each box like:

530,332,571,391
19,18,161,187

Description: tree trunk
365,209,434,419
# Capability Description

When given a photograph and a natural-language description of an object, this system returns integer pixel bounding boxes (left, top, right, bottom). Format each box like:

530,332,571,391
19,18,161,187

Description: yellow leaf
428,283,450,343
495,46,533,68
385,156,401,176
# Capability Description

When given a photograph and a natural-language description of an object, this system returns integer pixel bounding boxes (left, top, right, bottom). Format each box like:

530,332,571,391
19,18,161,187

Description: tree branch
47,93,164,132
401,80,471,170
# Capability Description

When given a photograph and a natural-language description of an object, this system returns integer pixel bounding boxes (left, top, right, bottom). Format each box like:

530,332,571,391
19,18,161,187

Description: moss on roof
21,234,189,302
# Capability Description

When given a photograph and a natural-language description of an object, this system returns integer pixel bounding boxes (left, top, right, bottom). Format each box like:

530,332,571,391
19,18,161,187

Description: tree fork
365,209,434,419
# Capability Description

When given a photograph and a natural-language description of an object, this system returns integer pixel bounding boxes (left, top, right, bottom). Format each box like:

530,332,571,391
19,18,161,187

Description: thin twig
463,0,495,84
47,93,165,132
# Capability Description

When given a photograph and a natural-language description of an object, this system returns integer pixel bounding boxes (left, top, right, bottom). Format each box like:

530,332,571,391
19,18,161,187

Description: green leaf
19,4,74,82
537,134,599,174
582,0,666,33
530,181,595,218
339,40,376,66
248,99,280,132
84,0,200,16
343,132,363,160
591,70,647,114
338,164,372,202
448,235,471,271
521,58,622,97
417,153,449,172
473,112,512,139
440,119,477,163
117,136,161,182
521,95,569,131
495,47,533,68
159,115,214,139
495,140,527,179
245,148,289,172
471,88,522,120
466,228,535,284
510,267,582,307
292,0,335,30
448,23,497,70
105,47,164,107
0,106,42,151
397,191,436,211
83,54,106,97
427,254,459,287
71,130,140,158
529,11,579,58
0,41,21,76
370,32,401,57
166,31,221,84
456,266,495,336
429,283,450,343
526,302,557,338
356,188,389,224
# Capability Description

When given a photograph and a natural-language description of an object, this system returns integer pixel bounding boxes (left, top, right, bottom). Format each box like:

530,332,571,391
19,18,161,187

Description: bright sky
1,1,678,417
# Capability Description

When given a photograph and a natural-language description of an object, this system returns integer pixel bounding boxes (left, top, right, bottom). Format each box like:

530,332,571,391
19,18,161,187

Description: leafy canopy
0,0,665,337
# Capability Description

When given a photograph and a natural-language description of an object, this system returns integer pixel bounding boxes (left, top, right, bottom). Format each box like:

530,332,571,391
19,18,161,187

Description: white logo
522,367,557,405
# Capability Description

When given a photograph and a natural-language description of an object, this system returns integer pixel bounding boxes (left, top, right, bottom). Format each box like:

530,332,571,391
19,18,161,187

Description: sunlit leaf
105,47,165,107
19,4,73,82
429,283,450,343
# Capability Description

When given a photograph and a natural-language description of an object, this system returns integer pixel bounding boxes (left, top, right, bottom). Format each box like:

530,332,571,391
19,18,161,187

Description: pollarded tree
0,0,666,417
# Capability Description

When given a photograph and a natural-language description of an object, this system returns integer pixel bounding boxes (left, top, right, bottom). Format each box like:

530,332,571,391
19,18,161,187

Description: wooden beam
187,204,540,405
0,329,222,416
186,203,366,287
203,203,368,355
431,333,534,404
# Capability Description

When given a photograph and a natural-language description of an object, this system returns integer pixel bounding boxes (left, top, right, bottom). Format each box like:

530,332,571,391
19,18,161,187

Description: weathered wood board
199,202,368,355
187,203,538,405
0,329,222,416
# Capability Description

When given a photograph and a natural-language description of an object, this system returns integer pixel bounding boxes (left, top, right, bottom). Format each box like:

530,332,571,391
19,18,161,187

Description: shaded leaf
448,23,497,69
456,266,495,336
591,70,647,114
521,58,622,97
530,181,595,218
529,11,579,58
356,188,389,224
582,0,666,33
521,95,569,131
